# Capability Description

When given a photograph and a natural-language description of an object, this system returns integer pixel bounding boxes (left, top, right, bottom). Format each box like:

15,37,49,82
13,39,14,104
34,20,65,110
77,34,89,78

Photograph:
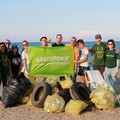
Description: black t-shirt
9,53,21,73
52,43,65,47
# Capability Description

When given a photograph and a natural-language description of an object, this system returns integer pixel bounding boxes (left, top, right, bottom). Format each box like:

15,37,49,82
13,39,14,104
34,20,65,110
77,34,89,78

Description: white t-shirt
79,48,89,67
21,51,29,75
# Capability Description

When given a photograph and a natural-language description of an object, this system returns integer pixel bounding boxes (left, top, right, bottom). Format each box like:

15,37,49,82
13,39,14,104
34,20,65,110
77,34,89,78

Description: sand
0,103,120,120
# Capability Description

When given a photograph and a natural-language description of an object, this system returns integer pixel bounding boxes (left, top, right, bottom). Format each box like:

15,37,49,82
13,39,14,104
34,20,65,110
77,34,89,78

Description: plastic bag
21,79,37,104
26,95,33,107
52,87,59,94
44,93,65,112
90,86,116,110
58,89,72,104
60,76,73,89
2,73,31,107
65,100,88,116
2,84,21,107
45,76,59,88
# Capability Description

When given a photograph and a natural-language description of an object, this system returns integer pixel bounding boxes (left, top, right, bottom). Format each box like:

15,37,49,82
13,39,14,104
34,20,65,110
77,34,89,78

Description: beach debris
58,88,72,104
70,82,91,105
44,93,65,112
90,86,116,110
31,82,52,108
60,76,73,89
45,76,59,88
65,100,88,116
2,73,31,108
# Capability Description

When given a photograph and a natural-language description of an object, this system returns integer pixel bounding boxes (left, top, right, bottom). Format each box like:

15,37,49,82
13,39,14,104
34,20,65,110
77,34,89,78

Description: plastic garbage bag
90,86,116,110
52,87,59,94
17,73,31,92
26,95,33,107
22,79,37,105
2,84,21,107
65,100,88,116
45,76,59,88
44,93,65,112
60,76,73,89
58,89,72,104
23,79,37,96
2,73,31,107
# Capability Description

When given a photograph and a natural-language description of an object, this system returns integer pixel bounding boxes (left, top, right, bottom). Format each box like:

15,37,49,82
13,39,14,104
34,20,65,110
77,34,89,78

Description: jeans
103,67,116,87
1,73,8,87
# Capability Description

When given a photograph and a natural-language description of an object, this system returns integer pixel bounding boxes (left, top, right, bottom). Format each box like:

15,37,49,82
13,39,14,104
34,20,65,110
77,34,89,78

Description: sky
0,0,120,42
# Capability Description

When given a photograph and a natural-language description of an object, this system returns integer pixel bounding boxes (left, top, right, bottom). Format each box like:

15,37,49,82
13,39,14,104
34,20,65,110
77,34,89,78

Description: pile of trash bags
1,75,117,116
30,76,116,116
30,76,91,116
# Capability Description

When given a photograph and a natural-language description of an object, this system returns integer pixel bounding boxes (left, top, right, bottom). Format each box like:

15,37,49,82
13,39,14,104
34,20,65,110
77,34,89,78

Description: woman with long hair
103,39,120,87
0,42,10,87
9,44,22,78
21,40,29,77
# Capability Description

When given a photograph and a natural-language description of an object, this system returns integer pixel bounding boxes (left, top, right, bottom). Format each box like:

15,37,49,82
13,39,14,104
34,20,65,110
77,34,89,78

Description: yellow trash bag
65,100,88,116
26,95,33,107
44,93,65,112
90,86,116,110
60,76,73,89
45,76,59,88
21,79,37,104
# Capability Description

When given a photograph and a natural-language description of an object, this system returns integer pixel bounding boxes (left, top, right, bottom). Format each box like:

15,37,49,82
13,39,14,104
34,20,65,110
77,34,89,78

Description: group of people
0,34,120,91
0,40,29,89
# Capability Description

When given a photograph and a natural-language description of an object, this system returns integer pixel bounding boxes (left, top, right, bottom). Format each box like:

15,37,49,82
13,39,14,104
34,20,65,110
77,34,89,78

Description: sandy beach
0,103,120,120
0,72,120,120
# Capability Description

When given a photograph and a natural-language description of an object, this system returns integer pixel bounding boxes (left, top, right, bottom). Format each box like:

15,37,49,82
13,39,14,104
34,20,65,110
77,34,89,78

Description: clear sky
0,0,120,42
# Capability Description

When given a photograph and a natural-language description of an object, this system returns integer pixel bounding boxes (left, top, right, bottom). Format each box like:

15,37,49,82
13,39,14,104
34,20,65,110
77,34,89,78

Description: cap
95,34,102,39
12,44,18,49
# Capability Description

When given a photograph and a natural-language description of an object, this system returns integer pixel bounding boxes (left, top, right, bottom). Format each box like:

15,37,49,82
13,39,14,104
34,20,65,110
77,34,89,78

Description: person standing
103,39,120,87
0,42,10,87
65,37,79,83
40,37,48,47
52,34,65,80
89,34,106,77
52,34,65,47
4,39,11,52
76,39,90,87
9,44,22,78
21,40,29,77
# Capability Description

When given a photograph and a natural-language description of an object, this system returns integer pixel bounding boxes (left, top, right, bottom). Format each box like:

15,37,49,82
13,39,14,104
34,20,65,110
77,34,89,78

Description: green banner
28,46,74,77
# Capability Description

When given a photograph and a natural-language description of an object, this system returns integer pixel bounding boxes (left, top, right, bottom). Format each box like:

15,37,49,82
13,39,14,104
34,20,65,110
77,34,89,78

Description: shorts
78,66,90,76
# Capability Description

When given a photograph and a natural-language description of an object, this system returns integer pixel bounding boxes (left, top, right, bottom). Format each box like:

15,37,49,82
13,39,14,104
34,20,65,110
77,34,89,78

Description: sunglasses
23,44,28,46
5,43,10,44
108,44,113,45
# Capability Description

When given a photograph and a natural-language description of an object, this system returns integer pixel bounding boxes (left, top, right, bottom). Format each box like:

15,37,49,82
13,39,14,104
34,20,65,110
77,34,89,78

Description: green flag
28,46,74,77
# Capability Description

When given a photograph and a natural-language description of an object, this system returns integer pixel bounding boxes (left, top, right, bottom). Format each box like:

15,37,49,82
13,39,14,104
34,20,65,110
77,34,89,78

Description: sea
10,41,120,66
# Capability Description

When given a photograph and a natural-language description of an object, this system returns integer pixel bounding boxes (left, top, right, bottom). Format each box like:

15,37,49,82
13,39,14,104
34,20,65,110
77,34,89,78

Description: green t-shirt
0,52,9,73
91,42,106,66
105,49,120,68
